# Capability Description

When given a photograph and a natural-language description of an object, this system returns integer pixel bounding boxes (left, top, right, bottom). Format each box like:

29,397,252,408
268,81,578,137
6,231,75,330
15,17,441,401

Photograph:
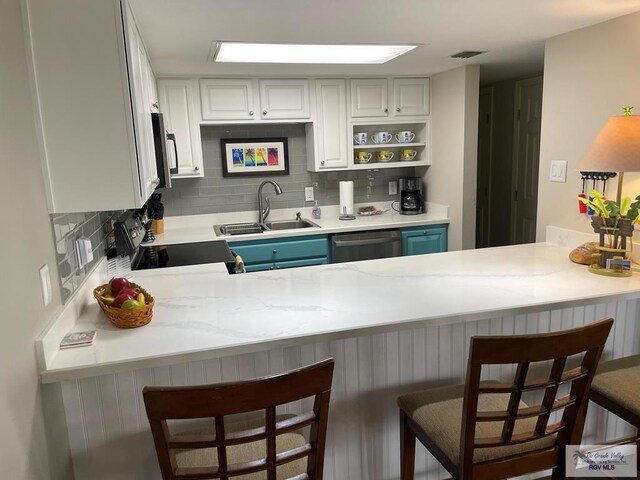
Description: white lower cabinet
157,79,204,178
24,0,158,213
307,79,348,170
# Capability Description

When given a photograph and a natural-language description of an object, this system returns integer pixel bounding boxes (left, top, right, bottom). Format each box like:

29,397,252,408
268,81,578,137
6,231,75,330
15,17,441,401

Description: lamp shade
577,115,640,172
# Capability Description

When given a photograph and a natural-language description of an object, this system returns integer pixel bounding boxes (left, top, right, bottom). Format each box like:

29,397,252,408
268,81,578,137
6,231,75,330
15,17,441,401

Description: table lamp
577,108,640,276
577,108,640,205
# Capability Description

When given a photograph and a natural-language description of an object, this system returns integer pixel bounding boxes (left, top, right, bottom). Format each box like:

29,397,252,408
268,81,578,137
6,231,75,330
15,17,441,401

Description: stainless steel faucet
257,180,283,224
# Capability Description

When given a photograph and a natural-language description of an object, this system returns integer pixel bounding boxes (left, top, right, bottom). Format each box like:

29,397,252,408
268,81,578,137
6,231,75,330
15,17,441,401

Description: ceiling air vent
451,51,486,59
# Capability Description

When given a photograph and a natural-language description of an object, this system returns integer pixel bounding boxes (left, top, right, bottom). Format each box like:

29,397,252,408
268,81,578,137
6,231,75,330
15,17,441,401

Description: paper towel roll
339,181,354,215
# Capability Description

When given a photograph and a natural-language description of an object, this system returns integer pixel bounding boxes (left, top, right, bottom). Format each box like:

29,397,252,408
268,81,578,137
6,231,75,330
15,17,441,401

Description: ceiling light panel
213,42,418,64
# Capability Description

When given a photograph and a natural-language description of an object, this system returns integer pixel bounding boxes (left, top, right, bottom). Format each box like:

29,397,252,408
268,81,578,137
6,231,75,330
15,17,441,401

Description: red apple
112,291,136,308
109,277,130,296
118,287,139,299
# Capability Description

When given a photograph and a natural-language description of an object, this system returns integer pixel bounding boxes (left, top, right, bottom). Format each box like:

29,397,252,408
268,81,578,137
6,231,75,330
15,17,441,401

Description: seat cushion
592,354,640,421
174,416,307,480
398,384,557,466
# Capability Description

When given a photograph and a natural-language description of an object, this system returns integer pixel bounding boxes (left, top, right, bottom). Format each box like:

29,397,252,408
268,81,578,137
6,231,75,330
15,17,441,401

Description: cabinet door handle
249,110,254,116
272,250,277,255
396,107,401,112
263,110,267,115
194,166,199,171
384,108,388,113
321,160,325,166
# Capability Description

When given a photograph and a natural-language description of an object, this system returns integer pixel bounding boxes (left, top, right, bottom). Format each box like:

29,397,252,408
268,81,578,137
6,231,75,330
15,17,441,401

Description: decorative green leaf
605,200,620,217
592,193,609,217
620,197,632,216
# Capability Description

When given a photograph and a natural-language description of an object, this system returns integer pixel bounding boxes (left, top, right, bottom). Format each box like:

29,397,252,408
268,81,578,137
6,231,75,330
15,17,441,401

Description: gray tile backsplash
160,124,417,217
51,211,117,303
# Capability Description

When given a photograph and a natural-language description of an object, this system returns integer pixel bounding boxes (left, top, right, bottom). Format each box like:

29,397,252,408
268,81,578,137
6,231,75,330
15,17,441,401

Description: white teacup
353,132,367,145
371,132,392,144
395,131,415,143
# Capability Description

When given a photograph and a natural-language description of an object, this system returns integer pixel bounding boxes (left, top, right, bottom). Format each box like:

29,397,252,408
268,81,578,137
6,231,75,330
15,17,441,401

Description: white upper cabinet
157,79,204,178
259,79,310,119
24,0,158,213
199,78,310,122
393,78,430,116
199,79,256,121
308,79,348,170
350,79,389,118
350,77,430,120
123,1,158,201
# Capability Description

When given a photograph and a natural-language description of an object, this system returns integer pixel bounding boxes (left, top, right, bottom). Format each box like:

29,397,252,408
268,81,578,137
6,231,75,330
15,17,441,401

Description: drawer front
230,236,329,264
400,225,448,256
244,262,275,273
275,257,328,270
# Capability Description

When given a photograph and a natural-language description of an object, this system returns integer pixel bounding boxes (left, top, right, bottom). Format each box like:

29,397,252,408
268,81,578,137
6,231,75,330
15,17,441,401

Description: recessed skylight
212,42,418,64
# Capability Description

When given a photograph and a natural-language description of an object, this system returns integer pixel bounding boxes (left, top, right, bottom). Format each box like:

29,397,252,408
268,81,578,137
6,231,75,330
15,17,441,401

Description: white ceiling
130,0,640,84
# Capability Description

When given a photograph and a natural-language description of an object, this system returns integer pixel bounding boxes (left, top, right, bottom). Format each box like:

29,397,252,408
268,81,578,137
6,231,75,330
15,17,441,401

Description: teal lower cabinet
400,224,448,256
229,235,329,272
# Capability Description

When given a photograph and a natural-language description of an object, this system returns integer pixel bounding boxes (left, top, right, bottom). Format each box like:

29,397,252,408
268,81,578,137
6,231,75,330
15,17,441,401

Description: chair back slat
214,416,227,479
266,405,277,480
144,359,335,480
459,318,613,478
535,356,567,436
501,362,529,443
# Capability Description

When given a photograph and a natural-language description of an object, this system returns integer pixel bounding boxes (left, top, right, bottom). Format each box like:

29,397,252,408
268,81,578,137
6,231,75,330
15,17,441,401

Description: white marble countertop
38,242,640,383
153,201,450,245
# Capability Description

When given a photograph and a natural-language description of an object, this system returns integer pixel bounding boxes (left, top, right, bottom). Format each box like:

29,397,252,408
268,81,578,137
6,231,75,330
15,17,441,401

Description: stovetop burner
131,240,235,271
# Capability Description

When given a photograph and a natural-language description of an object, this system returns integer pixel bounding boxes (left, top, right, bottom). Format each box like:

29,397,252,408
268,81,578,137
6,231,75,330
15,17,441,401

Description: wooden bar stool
590,354,640,443
397,318,613,480
143,358,334,480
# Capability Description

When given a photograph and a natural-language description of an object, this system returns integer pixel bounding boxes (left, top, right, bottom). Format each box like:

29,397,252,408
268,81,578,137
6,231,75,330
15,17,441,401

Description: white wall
427,65,480,251
537,11,640,241
0,0,68,478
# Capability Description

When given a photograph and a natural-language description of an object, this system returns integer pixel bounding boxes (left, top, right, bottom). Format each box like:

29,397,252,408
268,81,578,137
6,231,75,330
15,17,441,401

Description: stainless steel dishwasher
330,229,401,263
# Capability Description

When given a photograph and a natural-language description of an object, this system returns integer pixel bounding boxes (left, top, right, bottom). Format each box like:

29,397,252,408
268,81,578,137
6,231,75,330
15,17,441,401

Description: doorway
475,75,543,248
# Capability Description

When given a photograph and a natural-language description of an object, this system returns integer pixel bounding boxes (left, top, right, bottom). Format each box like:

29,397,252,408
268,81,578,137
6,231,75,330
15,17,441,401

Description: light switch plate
550,160,567,183
304,186,314,202
39,264,52,307
389,181,398,195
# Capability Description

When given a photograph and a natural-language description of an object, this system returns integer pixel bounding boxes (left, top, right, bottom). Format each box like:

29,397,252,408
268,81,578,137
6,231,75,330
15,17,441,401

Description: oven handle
331,235,399,247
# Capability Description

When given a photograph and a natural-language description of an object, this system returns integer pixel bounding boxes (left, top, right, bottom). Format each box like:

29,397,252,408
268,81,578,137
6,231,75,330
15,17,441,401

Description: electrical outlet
39,264,52,307
388,181,398,195
304,186,314,201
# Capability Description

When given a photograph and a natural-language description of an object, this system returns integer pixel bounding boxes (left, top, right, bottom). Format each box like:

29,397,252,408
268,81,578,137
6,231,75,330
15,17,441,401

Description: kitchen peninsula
37,231,640,480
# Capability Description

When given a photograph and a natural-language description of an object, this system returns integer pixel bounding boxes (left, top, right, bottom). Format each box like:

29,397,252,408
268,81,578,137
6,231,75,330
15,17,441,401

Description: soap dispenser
312,200,321,219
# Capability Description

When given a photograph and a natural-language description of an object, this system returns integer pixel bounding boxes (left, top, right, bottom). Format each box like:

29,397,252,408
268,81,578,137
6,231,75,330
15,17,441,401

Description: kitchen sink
214,219,319,236
214,223,266,236
264,219,319,230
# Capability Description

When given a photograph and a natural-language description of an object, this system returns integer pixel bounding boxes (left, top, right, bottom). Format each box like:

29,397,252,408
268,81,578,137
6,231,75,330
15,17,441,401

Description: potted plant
578,190,639,274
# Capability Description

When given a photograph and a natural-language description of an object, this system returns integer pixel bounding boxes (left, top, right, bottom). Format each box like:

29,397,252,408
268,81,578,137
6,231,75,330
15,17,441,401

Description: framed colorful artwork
220,138,290,177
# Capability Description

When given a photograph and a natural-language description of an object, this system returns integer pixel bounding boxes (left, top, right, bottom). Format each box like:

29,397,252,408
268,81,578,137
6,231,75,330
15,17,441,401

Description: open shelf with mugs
350,121,430,169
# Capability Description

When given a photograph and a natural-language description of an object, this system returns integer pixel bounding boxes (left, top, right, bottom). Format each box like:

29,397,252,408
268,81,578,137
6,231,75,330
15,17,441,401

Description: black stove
113,211,239,274
131,240,236,271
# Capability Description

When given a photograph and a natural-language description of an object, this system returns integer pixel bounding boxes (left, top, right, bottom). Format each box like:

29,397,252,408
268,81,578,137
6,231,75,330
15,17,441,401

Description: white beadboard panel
61,300,640,480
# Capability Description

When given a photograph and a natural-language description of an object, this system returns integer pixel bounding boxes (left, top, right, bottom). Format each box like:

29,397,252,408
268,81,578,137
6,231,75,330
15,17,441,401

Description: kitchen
5,1,640,479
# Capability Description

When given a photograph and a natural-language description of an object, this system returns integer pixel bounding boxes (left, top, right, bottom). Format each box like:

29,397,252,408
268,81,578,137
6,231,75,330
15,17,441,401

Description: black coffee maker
398,177,424,215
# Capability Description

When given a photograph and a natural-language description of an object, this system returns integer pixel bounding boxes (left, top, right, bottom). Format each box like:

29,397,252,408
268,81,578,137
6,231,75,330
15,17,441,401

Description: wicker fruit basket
93,283,155,329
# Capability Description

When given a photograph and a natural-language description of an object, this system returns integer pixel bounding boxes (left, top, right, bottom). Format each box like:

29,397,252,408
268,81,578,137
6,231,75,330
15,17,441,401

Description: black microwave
151,112,178,189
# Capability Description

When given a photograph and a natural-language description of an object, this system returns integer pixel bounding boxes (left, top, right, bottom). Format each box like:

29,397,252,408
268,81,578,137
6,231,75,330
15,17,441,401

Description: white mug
371,132,392,144
353,132,367,145
395,131,415,143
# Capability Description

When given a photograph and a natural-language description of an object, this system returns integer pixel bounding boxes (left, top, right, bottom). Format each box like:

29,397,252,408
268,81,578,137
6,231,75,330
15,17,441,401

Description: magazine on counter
59,330,97,349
